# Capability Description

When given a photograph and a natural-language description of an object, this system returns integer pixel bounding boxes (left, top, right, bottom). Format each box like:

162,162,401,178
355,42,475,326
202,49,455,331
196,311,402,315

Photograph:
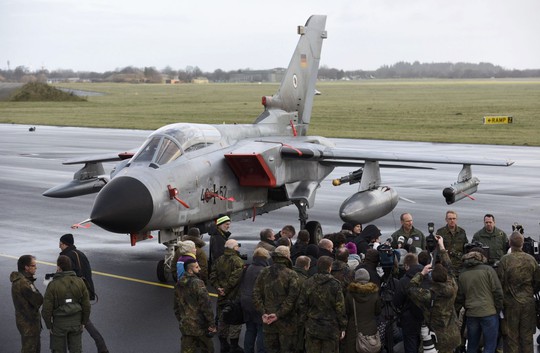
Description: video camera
463,240,490,260
378,241,397,269
513,223,540,263
425,222,437,253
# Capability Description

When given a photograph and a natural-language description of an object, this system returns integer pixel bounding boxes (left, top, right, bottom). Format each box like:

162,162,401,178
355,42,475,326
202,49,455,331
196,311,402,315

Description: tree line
1,61,539,83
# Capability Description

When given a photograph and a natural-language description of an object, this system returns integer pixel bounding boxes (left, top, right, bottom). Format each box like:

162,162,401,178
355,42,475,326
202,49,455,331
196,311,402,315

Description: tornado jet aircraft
44,15,512,281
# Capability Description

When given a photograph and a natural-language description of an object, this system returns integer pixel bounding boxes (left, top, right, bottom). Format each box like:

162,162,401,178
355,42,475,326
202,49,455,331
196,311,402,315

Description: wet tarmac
1,123,540,352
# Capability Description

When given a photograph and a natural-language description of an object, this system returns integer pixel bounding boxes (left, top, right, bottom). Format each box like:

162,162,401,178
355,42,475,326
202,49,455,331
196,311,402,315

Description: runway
1,123,540,353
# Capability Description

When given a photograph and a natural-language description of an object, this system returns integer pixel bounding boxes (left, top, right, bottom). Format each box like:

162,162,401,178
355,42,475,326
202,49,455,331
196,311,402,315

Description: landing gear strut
293,199,324,244
156,239,176,283
156,228,184,283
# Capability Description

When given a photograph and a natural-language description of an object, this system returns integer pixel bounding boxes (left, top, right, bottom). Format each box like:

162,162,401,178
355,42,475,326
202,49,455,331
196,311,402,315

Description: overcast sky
2,0,539,73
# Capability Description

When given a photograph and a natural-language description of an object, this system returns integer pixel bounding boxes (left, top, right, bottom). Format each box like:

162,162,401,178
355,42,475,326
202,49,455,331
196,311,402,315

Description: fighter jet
44,15,512,281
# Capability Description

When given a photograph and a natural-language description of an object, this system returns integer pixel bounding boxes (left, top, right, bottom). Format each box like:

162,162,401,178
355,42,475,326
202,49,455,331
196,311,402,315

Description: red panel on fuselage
224,153,276,187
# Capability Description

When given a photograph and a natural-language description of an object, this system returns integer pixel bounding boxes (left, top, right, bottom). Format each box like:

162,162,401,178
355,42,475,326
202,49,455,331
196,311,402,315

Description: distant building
229,68,285,83
192,77,209,84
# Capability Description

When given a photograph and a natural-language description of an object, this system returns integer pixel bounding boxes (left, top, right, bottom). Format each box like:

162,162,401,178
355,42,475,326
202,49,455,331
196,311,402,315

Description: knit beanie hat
355,268,370,283
60,233,74,246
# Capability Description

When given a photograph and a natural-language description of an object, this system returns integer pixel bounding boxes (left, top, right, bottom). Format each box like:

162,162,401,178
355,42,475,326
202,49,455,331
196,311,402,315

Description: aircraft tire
156,259,168,283
305,221,323,244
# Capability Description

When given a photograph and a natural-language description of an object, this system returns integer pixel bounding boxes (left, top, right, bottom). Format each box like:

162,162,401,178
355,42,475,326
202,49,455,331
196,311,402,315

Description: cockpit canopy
132,123,221,165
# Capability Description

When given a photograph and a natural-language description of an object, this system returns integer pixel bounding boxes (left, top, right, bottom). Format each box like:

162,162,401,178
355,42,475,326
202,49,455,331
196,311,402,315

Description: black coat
240,257,269,323
60,245,95,300
393,263,424,334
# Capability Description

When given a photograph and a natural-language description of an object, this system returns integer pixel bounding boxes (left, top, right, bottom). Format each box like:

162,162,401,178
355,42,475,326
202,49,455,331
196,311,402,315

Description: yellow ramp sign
483,116,513,124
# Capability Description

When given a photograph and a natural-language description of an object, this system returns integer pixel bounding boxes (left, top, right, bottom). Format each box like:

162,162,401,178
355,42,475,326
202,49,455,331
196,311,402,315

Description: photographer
407,236,460,353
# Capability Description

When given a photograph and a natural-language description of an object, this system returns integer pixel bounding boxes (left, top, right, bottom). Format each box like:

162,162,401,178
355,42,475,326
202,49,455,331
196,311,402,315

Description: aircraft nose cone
90,176,153,233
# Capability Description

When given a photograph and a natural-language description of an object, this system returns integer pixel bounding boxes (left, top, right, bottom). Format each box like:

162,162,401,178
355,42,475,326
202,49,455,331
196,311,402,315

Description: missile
442,177,479,205
339,186,399,224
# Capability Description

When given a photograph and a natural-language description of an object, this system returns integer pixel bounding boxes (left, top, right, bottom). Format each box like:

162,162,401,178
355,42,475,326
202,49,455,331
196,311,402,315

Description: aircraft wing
62,151,134,165
281,145,514,166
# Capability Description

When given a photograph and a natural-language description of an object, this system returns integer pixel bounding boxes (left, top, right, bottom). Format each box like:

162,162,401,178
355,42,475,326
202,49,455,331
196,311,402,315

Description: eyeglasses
28,264,37,267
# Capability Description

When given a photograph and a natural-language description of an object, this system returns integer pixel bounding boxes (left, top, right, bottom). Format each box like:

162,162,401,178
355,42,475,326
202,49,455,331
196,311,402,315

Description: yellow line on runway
1,253,217,296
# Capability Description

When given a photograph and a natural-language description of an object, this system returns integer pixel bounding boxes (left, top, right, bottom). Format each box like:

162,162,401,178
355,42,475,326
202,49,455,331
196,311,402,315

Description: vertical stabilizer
256,15,327,135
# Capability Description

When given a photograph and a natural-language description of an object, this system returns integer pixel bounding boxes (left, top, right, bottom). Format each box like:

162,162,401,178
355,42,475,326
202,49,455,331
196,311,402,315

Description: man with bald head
497,231,540,353
391,212,426,251
209,238,245,353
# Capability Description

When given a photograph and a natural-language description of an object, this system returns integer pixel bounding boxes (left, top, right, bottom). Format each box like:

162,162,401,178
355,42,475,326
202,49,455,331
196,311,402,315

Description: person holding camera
407,236,461,353
436,210,468,272
174,258,216,353
209,238,245,353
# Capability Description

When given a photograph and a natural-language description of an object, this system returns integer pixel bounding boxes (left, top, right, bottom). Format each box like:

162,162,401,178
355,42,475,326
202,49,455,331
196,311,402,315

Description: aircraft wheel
537,334,540,345
305,221,323,244
156,259,168,283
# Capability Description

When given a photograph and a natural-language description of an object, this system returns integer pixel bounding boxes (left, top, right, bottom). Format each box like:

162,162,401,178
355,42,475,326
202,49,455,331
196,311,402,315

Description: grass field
1,79,539,146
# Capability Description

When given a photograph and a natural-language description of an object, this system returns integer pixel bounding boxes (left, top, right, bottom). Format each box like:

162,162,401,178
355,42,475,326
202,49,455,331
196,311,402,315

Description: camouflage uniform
436,224,468,272
391,226,426,251
297,272,347,353
253,253,300,353
497,249,540,353
330,259,355,293
174,272,214,353
292,266,309,353
408,250,461,353
10,271,44,353
472,226,508,264
42,271,91,353
209,247,244,345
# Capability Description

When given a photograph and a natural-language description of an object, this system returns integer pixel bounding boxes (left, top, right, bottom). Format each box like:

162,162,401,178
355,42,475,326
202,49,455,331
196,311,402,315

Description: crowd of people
172,212,540,353
9,211,540,353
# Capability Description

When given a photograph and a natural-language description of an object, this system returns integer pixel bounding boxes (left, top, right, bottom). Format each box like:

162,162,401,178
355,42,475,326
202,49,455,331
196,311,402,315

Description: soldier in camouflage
436,210,468,273
253,246,300,353
297,256,347,353
42,255,91,353
408,236,461,353
174,258,216,353
497,231,540,353
10,254,44,353
209,238,245,353
472,214,508,265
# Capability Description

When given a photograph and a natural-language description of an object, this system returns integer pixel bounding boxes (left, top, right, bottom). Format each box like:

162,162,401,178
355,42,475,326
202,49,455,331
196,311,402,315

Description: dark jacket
208,225,231,268
42,271,91,329
291,241,308,263
174,272,214,336
240,256,269,324
183,235,209,283
393,263,424,334
344,281,381,352
60,245,95,300
10,271,43,336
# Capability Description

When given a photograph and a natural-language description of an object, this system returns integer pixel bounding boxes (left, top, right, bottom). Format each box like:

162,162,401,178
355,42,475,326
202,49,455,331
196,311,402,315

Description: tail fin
255,15,327,135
